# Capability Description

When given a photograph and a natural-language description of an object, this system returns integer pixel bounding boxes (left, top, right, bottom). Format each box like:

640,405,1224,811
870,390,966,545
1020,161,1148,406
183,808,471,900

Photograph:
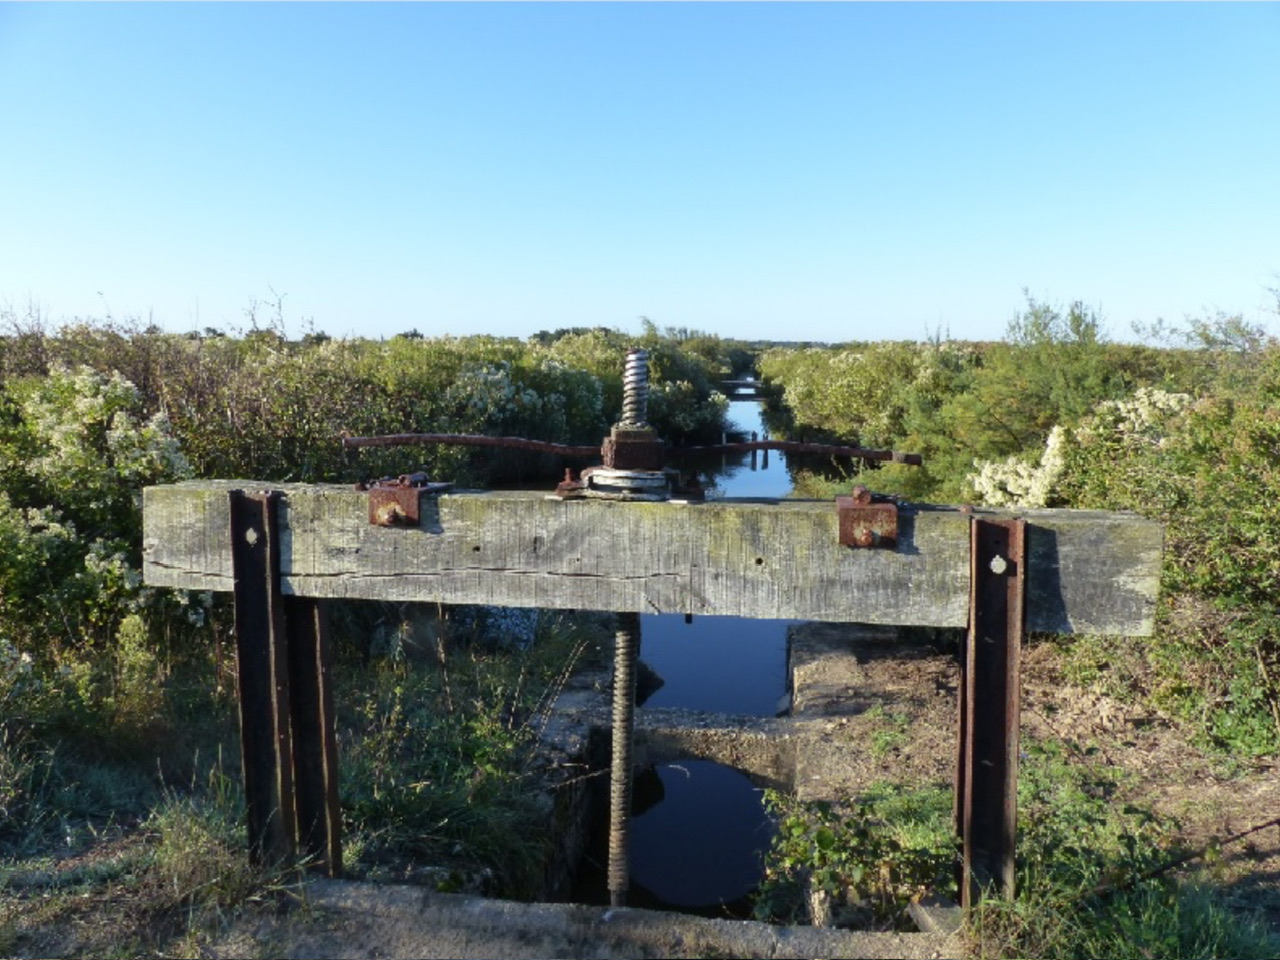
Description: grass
753,737,1280,959
754,782,956,929
0,732,278,958
968,737,1280,958
5,591,1277,959
0,603,608,957
336,606,606,896
863,704,912,759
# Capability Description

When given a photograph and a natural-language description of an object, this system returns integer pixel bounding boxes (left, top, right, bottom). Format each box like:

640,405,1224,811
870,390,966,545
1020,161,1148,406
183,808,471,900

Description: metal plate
836,498,898,548
369,486,423,527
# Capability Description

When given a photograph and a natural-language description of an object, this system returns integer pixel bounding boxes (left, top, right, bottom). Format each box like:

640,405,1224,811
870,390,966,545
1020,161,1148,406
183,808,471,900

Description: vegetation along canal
583,395,798,915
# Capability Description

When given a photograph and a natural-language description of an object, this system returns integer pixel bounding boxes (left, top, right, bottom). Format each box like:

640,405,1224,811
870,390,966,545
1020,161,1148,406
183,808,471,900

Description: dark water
622,400,793,912
642,399,794,717
638,613,795,716
629,760,776,909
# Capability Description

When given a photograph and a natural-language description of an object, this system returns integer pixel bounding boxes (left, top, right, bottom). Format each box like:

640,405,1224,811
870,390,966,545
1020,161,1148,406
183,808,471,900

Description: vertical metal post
957,516,1025,907
229,490,297,866
608,611,641,907
285,596,342,876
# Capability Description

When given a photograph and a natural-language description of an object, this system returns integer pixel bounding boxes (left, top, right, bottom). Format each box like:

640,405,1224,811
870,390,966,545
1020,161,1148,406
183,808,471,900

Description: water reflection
640,614,795,717
631,400,792,910
629,761,773,910
676,400,794,502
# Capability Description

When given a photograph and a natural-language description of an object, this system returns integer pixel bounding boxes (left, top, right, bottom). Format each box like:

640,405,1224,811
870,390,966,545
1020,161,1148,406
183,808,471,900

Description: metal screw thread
607,611,640,907
621,349,649,427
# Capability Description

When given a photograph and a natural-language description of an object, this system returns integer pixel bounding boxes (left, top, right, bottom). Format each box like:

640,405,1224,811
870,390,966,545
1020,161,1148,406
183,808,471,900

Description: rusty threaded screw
621,349,649,427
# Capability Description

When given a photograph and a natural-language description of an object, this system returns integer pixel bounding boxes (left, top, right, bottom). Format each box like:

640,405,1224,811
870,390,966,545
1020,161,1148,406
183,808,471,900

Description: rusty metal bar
342,433,601,457
229,490,298,866
957,516,1025,907
670,440,923,465
608,611,641,907
341,431,923,467
285,596,342,876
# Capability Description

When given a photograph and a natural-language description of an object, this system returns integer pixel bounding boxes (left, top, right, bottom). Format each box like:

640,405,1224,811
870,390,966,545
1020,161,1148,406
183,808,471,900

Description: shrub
0,364,194,739
1047,346,1280,754
754,784,956,928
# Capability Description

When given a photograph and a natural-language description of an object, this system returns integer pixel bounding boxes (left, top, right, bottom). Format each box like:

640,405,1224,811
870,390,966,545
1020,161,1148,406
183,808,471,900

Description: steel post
229,490,298,866
285,596,343,876
956,516,1025,907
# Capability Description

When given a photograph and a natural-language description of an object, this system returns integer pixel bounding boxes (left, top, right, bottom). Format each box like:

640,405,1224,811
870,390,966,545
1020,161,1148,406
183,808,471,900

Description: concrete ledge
635,708,795,791
210,878,965,960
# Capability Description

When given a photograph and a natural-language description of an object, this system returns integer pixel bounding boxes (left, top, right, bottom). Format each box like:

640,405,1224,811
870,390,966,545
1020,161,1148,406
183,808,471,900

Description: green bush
1046,343,1280,755
754,784,956,928
0,365,196,739
338,608,604,896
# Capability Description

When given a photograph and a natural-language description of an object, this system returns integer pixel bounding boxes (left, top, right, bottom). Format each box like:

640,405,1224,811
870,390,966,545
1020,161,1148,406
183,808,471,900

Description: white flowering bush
968,425,1070,508
986,359,1280,755
5,365,190,538
444,362,544,433
967,389,1195,508
0,637,37,708
1083,387,1194,448
0,364,194,730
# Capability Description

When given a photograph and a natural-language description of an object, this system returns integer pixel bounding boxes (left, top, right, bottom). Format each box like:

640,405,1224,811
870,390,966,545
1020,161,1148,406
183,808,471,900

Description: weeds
0,609,603,956
753,783,955,929
754,739,1279,958
863,704,911,759
338,607,605,898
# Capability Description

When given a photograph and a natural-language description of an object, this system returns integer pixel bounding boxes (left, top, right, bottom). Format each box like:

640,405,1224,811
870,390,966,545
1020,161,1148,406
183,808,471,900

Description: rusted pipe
608,611,640,907
671,440,923,465
344,432,922,466
341,433,601,457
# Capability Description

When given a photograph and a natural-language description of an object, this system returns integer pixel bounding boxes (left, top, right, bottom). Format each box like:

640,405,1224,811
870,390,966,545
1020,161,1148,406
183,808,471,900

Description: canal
615,397,798,915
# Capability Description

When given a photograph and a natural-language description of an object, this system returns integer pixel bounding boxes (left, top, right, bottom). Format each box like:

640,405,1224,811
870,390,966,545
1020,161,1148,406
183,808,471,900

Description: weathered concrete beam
143,481,1162,636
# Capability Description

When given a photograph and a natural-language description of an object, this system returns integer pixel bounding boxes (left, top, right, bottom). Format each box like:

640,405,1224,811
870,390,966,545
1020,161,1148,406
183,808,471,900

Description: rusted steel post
956,516,1026,907
608,611,641,907
229,490,298,866
285,596,342,876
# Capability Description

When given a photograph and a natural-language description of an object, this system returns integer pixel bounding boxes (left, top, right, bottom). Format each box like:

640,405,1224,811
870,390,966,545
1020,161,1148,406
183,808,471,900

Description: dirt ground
1020,640,1280,930
788,623,1280,933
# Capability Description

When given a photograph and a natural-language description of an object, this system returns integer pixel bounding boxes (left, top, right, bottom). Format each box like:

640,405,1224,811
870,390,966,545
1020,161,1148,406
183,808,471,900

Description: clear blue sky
2,2,1277,344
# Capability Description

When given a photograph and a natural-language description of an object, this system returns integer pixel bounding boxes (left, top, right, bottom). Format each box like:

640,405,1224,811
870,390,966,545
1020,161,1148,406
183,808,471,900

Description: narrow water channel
625,398,796,915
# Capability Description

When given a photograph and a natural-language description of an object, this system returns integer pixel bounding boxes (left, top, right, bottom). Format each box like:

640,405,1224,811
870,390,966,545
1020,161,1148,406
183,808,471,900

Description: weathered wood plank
143,482,1162,635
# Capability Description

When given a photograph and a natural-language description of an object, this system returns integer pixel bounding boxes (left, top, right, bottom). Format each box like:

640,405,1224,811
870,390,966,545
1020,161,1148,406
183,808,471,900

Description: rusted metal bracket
358,473,453,527
836,485,899,548
956,516,1025,907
